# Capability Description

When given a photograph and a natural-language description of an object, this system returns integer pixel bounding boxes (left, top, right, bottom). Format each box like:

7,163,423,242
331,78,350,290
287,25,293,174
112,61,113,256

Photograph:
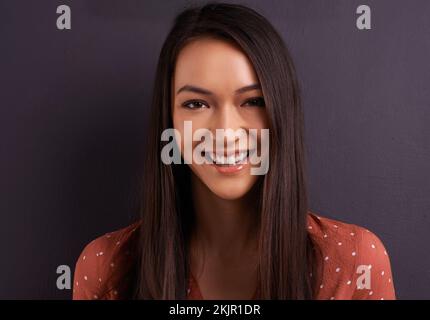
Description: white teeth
216,154,224,164
235,151,247,163
206,151,248,165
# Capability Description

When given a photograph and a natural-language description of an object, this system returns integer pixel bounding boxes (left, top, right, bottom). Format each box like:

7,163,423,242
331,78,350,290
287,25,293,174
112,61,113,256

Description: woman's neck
190,173,260,257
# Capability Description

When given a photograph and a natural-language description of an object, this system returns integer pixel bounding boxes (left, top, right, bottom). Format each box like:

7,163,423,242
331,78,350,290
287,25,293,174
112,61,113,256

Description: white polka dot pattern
72,212,396,300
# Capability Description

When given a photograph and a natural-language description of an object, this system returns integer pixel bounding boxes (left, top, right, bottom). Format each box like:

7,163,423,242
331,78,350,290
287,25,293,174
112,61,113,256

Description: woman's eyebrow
176,83,261,95
235,83,261,94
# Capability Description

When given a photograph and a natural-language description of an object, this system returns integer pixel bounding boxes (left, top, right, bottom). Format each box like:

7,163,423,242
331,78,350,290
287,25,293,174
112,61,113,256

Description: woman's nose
210,105,247,150
211,104,242,131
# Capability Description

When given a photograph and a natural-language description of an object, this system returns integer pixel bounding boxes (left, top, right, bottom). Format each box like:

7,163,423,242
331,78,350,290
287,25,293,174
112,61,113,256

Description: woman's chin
190,164,259,200
206,180,256,200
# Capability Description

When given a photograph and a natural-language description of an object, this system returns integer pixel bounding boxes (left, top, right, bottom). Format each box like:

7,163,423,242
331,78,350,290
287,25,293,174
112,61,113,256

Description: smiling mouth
202,149,256,166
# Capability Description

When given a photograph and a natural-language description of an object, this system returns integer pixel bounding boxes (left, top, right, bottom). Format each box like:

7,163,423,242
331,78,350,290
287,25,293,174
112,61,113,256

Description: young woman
73,2,396,300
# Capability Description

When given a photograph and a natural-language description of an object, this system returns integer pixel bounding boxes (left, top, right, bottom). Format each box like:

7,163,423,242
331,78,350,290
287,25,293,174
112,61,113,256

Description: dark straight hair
133,2,320,299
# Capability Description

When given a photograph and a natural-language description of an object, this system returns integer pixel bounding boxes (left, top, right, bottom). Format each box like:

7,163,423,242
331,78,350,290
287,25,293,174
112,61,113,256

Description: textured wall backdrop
0,0,429,299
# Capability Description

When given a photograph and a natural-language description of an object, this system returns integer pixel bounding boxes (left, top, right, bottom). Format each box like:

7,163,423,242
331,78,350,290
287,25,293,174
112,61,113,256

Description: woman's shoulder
307,210,389,255
307,210,396,299
307,210,375,241
72,221,141,300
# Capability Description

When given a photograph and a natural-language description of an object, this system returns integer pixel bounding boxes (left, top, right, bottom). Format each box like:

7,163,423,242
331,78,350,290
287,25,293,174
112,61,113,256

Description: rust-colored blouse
73,211,396,300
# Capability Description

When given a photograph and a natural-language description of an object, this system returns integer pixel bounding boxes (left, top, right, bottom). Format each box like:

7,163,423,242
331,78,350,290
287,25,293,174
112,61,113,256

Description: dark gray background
0,0,428,299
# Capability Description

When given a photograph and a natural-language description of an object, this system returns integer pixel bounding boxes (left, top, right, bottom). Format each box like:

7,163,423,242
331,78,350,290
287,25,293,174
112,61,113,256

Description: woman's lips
210,160,248,174
203,149,255,175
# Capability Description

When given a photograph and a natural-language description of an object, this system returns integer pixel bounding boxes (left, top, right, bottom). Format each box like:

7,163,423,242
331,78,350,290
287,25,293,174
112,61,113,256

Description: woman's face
172,37,269,200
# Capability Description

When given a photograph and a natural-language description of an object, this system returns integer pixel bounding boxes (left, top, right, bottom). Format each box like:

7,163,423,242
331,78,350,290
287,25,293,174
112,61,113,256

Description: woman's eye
182,100,209,109
242,97,265,107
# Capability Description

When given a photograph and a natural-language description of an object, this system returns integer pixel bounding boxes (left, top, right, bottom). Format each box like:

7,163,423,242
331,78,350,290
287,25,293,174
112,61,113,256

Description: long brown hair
132,2,320,299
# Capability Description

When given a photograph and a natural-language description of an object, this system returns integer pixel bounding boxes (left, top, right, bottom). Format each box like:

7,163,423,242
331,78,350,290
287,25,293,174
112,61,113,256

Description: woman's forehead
173,37,260,95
